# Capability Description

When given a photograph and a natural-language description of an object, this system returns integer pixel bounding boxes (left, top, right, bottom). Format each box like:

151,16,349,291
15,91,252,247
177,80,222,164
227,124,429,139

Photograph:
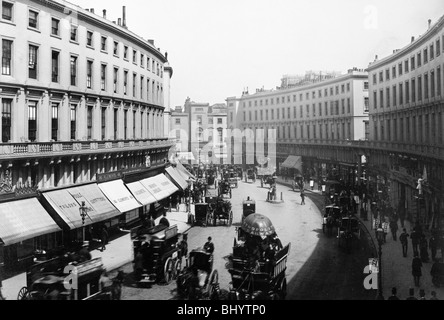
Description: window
70,56,77,86
140,75,143,99
70,104,76,140
28,10,38,29
417,52,421,67
217,118,223,124
265,110,268,120
335,86,339,94
411,79,416,102
364,81,369,90
147,57,150,70
146,78,149,100
140,54,144,67
101,107,106,140
100,64,106,91
392,66,396,78
405,60,409,73
418,76,422,101
424,48,428,64
437,39,441,57
341,99,345,114
347,98,351,113
133,50,137,64
424,73,429,99
86,60,93,89
411,56,415,70
101,36,107,51
243,111,246,121
2,39,12,75
438,67,441,96
277,108,279,119
123,71,128,95
260,110,263,120
347,83,350,92
70,25,78,42
398,63,403,76
86,31,93,47
405,81,409,103
399,83,403,105
51,18,59,36
113,67,118,93
28,101,37,142
364,97,369,112
175,129,180,139
51,103,58,141
113,41,118,55
51,51,59,82
271,109,274,120
255,110,257,121
133,110,136,139
393,85,397,106
28,44,38,79
372,74,377,84
133,73,137,97
325,102,328,116
124,46,128,59
2,1,13,21
2,98,12,142
113,108,118,140
175,118,181,125
385,69,390,81
124,109,128,140
373,91,377,109
379,90,384,108
379,71,383,82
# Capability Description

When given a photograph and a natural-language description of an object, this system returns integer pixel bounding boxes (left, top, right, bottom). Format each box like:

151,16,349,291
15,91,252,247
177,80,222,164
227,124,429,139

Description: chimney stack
90,8,94,14
118,18,121,26
428,19,432,29
411,36,415,43
122,6,127,28
103,9,106,19
375,54,378,61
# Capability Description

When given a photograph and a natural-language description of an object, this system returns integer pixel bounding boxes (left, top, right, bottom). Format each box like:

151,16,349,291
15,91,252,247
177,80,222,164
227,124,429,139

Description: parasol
241,213,276,237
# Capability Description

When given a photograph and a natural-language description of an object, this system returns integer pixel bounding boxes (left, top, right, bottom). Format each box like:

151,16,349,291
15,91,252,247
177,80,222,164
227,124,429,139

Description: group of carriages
194,196,233,227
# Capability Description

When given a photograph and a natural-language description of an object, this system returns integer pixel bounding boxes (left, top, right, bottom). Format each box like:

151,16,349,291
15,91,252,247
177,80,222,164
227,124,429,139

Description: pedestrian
300,190,305,205
411,229,420,257
430,291,438,300
204,236,214,254
406,288,418,300
79,241,92,261
429,234,439,262
419,234,429,263
419,289,426,300
0,268,5,300
387,287,400,300
159,212,170,228
400,228,410,257
100,225,108,252
99,270,113,295
389,218,398,241
412,254,423,287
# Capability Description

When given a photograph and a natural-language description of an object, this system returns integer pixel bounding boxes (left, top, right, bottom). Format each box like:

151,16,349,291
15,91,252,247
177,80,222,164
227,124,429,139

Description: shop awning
66,184,121,222
0,198,62,245
125,181,157,206
165,166,188,190
140,174,179,201
175,161,196,181
98,180,141,213
281,155,303,171
43,189,94,229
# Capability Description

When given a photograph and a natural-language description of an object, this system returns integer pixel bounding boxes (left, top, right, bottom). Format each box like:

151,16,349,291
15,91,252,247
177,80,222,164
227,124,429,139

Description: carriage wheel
17,287,29,300
164,257,174,284
206,269,219,300
228,211,233,227
173,259,182,280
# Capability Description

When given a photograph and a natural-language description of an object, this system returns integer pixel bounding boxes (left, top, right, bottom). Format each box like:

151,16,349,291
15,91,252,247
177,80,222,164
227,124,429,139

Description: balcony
0,138,173,160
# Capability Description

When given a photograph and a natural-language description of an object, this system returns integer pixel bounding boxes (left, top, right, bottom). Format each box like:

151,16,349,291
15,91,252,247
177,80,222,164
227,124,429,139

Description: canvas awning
98,180,141,213
140,174,179,201
165,166,188,190
0,198,62,245
281,155,303,171
42,184,122,230
125,181,157,206
175,161,196,181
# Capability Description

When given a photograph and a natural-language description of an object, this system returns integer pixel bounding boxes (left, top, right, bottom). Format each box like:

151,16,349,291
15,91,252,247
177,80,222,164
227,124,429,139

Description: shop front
0,197,62,277
125,180,158,234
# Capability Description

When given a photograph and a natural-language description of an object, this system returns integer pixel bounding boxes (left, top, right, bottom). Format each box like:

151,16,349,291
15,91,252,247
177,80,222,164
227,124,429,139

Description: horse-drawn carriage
337,216,361,253
194,203,212,227
223,169,238,188
245,169,256,183
227,214,290,300
218,179,232,199
176,248,220,300
17,256,117,300
242,198,256,222
133,224,182,285
209,197,233,226
322,205,341,236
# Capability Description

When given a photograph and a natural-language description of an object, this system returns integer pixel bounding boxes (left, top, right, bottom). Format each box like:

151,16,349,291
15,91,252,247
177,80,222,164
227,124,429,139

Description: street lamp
376,225,385,300
79,201,87,243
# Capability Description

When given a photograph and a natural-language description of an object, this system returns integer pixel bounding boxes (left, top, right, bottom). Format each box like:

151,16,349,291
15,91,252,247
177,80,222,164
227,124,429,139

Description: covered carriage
176,248,220,300
218,179,232,199
337,216,361,253
227,214,290,300
322,204,341,236
245,168,256,183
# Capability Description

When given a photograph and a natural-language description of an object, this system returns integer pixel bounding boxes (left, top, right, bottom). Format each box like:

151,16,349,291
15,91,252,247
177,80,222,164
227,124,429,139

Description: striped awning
98,180,141,213
281,155,303,171
0,198,61,245
125,181,157,206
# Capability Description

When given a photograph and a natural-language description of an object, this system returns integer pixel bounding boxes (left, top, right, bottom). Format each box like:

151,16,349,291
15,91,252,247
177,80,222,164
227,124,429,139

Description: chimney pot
118,18,121,26
375,54,378,60
411,36,415,43
122,6,127,28
90,8,94,13
428,19,432,29
103,9,106,18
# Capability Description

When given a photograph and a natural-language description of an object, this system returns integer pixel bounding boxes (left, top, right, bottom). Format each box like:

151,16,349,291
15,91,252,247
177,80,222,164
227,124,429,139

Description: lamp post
376,225,385,300
79,201,87,243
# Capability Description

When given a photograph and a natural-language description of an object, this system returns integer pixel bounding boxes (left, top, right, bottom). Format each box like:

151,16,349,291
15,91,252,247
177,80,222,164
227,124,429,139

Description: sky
72,0,444,108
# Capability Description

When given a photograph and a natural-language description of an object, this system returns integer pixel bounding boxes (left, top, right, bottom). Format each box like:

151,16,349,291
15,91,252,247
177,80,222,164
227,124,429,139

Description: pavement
2,204,194,301
275,176,444,300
